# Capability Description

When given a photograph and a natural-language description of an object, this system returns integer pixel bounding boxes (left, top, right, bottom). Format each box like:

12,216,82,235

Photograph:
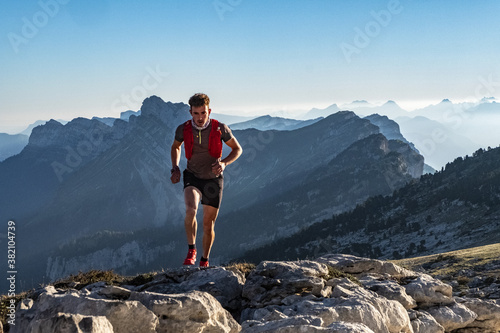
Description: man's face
190,105,211,127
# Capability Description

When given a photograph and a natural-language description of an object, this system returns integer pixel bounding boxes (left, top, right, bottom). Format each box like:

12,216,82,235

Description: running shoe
199,259,209,267
183,248,196,265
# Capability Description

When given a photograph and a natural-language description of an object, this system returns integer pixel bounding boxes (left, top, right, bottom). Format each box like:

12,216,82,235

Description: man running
170,93,242,267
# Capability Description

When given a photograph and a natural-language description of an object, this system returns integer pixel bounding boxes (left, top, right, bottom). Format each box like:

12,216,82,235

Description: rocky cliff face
45,240,177,282
216,132,423,262
28,118,128,149
10,254,500,333
0,117,131,230
364,114,417,152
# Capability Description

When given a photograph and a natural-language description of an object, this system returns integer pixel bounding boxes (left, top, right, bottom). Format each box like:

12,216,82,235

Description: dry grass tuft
225,262,256,277
391,243,500,279
323,265,361,285
53,269,124,290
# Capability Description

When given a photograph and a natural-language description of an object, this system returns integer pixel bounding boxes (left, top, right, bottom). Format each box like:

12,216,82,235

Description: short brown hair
189,93,210,108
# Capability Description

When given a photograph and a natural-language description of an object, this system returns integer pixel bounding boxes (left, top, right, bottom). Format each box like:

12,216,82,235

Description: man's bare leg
184,186,201,245
202,204,219,260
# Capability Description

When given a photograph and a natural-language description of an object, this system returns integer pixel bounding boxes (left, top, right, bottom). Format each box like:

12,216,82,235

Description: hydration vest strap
183,119,222,160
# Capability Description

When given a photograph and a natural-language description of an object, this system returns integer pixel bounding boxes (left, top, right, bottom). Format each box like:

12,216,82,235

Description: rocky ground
2,253,500,333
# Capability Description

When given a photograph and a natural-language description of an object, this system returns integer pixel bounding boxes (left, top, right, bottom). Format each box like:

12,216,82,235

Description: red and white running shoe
183,249,196,265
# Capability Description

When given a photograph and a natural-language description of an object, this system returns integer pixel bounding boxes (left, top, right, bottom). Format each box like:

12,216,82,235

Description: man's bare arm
212,137,243,175
170,139,182,183
222,137,243,166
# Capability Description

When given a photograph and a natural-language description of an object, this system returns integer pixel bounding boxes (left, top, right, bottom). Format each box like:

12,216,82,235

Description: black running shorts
183,170,224,209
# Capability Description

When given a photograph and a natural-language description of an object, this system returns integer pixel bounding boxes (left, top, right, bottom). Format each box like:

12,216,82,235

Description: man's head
189,93,211,127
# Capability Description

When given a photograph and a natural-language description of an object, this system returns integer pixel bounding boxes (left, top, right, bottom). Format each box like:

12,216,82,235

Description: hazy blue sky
1,0,500,132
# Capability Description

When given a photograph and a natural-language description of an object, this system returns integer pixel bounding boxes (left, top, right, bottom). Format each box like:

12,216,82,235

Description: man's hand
170,167,181,184
212,161,226,177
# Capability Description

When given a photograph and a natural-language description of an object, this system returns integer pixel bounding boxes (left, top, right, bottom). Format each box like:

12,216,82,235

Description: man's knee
203,215,216,233
185,205,197,219
203,222,214,233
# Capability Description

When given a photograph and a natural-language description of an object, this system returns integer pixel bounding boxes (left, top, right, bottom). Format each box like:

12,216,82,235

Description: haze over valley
1,95,500,293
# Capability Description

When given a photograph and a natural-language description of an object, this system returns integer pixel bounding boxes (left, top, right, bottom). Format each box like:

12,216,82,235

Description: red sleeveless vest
183,119,222,160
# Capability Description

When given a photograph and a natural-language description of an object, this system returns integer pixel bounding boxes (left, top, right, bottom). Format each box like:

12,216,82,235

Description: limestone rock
457,297,500,332
242,317,376,332
13,288,158,333
453,327,500,332
19,298,34,310
403,274,454,306
325,322,376,333
360,274,417,309
316,253,415,278
242,260,330,307
143,266,244,311
98,285,132,300
129,290,241,333
408,310,445,333
241,315,324,332
27,313,114,333
242,283,412,333
427,302,478,331
329,285,413,333
9,254,499,333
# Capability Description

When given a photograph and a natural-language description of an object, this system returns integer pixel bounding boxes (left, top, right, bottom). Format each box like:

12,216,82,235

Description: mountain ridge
1,98,424,290
215,131,423,262
238,145,500,265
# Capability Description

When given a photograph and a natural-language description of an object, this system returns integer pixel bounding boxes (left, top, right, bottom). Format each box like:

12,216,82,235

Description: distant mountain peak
481,96,496,103
325,110,357,120
140,95,167,117
440,98,452,103
382,100,403,109
138,95,190,125
120,110,141,121
42,119,64,129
